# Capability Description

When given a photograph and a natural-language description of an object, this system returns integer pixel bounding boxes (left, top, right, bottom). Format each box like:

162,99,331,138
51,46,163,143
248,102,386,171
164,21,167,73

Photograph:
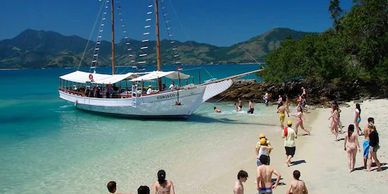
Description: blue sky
0,0,353,46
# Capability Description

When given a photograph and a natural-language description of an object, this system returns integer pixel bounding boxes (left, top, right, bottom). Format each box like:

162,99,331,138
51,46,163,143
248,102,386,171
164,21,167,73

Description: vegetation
263,0,388,83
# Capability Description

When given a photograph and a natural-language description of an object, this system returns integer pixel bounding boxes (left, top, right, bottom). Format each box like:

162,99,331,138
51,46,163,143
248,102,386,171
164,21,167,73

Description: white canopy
131,71,190,81
60,71,137,84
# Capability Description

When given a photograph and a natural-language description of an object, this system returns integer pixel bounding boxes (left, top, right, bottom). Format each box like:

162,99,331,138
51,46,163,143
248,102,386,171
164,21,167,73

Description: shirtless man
277,102,289,130
152,170,175,194
237,98,243,111
256,155,281,194
233,170,248,194
362,117,373,169
286,170,308,194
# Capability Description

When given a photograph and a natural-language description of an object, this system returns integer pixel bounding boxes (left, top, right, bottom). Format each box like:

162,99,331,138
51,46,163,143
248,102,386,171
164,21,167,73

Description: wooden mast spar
154,0,162,91
111,0,116,75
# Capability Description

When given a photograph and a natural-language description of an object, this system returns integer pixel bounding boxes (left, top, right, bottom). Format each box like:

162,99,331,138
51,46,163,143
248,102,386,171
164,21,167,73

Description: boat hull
59,79,233,118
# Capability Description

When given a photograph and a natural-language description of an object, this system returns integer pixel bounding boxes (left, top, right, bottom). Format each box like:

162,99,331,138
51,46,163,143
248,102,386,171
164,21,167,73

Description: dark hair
157,170,167,185
107,181,117,193
214,107,216,110
348,124,355,138
368,117,374,124
259,155,270,165
237,170,248,180
137,185,150,194
356,103,361,115
293,170,301,180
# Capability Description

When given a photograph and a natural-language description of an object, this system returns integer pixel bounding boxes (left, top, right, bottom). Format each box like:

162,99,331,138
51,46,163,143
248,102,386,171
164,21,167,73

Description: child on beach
233,170,248,194
344,124,360,173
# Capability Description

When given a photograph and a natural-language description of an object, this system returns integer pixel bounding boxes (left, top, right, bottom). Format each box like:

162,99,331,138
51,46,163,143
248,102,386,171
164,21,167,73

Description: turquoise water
0,64,270,193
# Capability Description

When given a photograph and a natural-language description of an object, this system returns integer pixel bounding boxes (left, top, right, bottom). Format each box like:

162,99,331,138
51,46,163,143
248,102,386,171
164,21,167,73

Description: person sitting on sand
233,170,248,194
247,100,254,114
256,155,281,194
138,185,150,194
214,106,221,113
152,170,175,194
286,170,308,194
344,124,360,173
283,120,297,167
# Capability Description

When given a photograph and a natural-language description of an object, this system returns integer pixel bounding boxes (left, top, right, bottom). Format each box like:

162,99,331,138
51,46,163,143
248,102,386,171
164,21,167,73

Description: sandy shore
195,99,388,194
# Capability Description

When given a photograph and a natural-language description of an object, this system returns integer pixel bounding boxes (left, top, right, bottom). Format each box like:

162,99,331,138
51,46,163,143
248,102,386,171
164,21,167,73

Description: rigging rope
77,0,106,71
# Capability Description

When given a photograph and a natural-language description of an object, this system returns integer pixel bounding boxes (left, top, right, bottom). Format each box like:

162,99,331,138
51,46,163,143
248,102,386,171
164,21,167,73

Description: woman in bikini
344,124,360,173
328,103,339,140
354,103,362,135
152,170,175,194
294,106,310,135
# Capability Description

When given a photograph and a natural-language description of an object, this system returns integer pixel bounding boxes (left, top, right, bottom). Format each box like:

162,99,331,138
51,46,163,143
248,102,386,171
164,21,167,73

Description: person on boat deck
106,84,113,98
169,81,175,91
146,85,153,95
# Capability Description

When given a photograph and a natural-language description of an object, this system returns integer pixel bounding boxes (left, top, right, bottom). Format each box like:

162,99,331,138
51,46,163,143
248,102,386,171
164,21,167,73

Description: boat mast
111,0,116,75
154,0,162,90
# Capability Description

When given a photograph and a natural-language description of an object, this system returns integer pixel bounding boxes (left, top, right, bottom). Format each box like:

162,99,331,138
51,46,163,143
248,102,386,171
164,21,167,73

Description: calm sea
0,64,273,194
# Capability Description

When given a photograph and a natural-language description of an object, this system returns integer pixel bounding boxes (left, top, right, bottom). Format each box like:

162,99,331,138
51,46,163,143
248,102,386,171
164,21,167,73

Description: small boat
58,0,260,118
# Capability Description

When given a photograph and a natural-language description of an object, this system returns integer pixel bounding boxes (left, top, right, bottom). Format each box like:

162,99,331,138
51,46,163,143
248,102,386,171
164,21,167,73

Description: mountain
0,28,312,68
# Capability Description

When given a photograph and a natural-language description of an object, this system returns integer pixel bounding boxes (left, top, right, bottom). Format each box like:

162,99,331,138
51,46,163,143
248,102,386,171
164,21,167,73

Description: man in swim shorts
363,117,373,169
256,155,281,194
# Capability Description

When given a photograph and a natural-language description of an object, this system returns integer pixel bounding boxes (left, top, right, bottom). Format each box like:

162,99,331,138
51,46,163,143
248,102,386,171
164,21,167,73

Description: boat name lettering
157,93,176,100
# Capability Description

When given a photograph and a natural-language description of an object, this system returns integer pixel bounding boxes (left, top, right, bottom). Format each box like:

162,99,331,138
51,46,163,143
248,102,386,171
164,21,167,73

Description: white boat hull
58,79,233,118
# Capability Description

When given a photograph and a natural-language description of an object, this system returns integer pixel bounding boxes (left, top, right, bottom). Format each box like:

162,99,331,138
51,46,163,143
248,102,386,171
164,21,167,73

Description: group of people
340,104,382,173
107,170,175,194
234,118,308,194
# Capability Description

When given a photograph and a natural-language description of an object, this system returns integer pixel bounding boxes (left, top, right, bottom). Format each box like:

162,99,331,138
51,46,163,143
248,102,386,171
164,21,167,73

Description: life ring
89,74,94,81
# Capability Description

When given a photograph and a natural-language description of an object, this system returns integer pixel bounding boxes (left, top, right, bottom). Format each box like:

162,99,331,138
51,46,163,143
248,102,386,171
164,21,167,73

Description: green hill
0,28,311,68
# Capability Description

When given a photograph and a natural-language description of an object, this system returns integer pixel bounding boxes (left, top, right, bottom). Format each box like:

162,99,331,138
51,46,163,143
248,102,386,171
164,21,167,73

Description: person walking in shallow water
344,124,360,173
233,170,248,194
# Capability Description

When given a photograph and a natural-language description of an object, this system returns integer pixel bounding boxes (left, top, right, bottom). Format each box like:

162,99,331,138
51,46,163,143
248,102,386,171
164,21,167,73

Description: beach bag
283,127,288,137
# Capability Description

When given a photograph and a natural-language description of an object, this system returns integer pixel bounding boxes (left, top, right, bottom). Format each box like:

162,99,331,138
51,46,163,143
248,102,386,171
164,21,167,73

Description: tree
329,0,343,32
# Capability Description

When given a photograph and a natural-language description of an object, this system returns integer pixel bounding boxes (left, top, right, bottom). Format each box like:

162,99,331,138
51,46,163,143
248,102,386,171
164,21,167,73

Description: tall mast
154,0,162,90
111,0,116,75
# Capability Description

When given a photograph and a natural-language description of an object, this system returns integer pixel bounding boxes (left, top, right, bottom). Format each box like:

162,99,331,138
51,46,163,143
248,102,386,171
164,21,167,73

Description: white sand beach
182,99,388,194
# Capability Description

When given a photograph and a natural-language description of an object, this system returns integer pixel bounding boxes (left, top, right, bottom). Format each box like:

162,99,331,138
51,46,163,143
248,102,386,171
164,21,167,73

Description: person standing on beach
362,117,373,169
367,123,382,171
152,170,175,194
233,170,248,194
256,138,273,166
263,93,269,106
286,170,308,194
328,103,339,140
247,100,254,114
256,155,281,194
277,102,288,130
354,103,362,135
283,120,297,167
294,105,310,135
344,124,360,173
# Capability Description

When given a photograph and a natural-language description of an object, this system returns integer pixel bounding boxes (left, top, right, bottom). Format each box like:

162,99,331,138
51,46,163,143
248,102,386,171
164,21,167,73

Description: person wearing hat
255,133,272,166
283,120,297,167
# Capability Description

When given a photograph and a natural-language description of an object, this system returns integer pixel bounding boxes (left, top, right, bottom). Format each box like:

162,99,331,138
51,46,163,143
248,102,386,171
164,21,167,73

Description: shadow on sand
291,160,306,166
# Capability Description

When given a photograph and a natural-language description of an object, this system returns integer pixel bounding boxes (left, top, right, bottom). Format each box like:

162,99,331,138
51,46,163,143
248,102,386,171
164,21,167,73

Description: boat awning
131,71,190,81
60,71,137,84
